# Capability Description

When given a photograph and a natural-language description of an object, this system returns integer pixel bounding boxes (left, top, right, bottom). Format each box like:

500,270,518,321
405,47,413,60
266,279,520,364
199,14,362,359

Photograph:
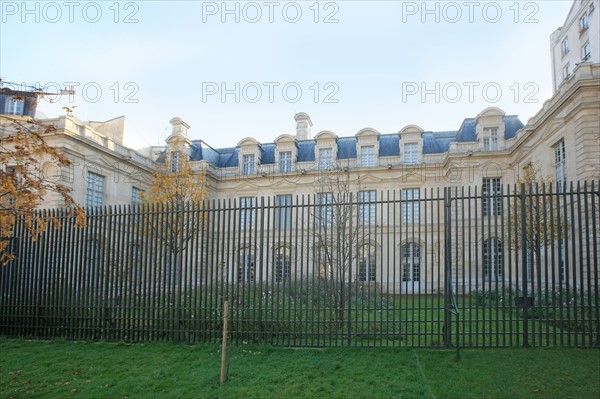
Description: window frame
483,127,499,151
275,246,292,282
482,177,502,217
554,140,566,191
402,188,420,224
316,192,333,226
360,145,375,167
242,154,256,175
561,38,569,56
318,148,334,170
275,194,292,229
483,238,503,280
403,143,419,165
358,244,376,282
169,151,181,173
358,190,376,226
239,196,256,229
238,249,255,283
582,41,591,60
402,243,420,282
279,151,292,173
86,171,104,208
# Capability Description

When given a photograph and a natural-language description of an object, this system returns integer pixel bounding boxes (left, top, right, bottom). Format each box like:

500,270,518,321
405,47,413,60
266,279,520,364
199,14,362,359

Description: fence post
444,187,452,348
520,183,530,347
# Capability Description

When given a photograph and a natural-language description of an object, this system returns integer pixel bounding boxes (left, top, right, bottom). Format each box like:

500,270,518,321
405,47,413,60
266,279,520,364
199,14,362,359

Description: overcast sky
1,1,574,150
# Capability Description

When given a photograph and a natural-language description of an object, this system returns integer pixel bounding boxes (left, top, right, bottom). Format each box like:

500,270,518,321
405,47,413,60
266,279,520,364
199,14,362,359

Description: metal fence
1,182,598,347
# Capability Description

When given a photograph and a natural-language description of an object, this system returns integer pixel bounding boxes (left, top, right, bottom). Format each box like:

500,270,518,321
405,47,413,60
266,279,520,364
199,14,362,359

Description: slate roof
164,115,524,168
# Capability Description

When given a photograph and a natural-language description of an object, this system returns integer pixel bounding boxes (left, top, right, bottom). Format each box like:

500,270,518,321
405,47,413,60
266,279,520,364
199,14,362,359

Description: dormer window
562,38,569,56
5,97,24,115
319,148,334,170
403,143,419,164
279,151,292,172
483,127,499,151
360,146,375,167
170,151,181,172
242,154,255,175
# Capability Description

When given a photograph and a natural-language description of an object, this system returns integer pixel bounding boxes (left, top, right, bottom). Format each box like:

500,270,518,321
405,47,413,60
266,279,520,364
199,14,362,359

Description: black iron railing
1,182,598,347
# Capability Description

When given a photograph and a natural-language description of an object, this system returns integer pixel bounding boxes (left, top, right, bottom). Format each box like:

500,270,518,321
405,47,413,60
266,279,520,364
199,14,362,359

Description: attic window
242,154,255,175
319,148,334,170
5,98,24,116
483,127,499,151
403,143,419,165
360,146,375,167
170,151,181,172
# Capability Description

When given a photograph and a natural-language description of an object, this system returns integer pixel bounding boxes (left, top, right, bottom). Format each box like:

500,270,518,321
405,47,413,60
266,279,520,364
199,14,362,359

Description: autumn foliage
0,115,85,265
141,138,208,254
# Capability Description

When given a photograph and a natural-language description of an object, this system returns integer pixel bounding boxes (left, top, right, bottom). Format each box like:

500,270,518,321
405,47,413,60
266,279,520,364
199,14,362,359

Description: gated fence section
0,182,598,347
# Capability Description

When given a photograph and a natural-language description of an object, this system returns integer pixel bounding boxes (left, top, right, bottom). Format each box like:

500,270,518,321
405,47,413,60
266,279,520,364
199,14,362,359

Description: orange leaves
0,115,85,265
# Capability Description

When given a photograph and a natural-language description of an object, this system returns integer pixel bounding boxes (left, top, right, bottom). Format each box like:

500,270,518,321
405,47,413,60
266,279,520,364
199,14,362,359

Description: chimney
294,112,313,140
169,117,190,138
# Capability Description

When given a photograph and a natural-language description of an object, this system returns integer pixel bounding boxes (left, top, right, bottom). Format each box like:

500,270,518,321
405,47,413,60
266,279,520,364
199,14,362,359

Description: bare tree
312,165,369,322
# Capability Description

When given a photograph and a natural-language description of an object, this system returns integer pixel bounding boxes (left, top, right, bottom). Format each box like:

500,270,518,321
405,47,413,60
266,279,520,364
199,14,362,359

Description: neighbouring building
550,0,599,92
0,85,154,208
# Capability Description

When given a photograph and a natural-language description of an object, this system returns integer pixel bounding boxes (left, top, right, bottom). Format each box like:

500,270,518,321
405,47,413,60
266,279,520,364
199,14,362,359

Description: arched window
238,248,255,283
402,243,420,282
275,246,291,282
483,238,503,280
358,244,376,282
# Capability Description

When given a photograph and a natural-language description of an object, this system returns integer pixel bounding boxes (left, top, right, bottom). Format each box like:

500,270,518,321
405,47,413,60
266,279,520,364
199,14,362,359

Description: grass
0,339,598,399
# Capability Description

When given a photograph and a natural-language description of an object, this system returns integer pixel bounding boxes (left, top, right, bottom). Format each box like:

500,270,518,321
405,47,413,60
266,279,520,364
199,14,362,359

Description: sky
1,0,574,150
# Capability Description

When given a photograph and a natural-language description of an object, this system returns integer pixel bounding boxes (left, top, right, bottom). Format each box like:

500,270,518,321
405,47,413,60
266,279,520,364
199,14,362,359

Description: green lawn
0,339,598,398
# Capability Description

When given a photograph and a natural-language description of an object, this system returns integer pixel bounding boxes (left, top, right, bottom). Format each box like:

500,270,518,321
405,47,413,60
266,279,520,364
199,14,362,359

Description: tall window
582,42,591,60
402,243,420,282
319,148,334,170
238,248,255,283
240,197,256,229
316,192,333,226
359,244,376,282
86,171,104,208
402,188,420,224
170,150,181,173
359,190,376,226
554,140,566,191
275,194,292,229
482,178,502,216
360,146,375,167
483,238,503,280
563,63,572,80
483,127,499,151
279,151,292,172
242,154,255,175
131,187,142,204
275,247,291,282
580,13,589,31
5,98,24,115
404,143,419,165
561,38,569,55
